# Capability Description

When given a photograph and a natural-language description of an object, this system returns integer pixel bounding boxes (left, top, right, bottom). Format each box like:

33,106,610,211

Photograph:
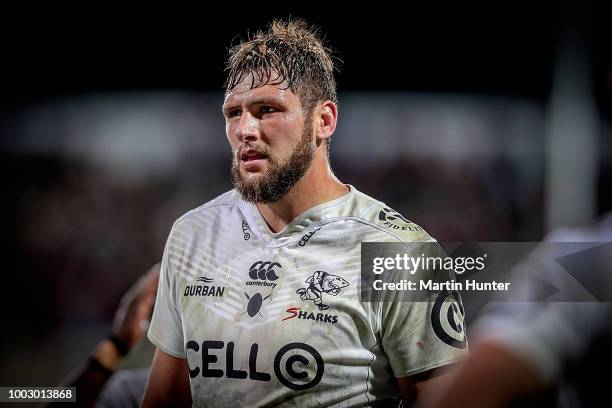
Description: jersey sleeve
147,223,186,358
366,204,468,377
380,283,467,377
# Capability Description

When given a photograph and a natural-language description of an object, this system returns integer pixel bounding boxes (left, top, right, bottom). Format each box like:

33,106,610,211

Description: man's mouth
240,149,268,163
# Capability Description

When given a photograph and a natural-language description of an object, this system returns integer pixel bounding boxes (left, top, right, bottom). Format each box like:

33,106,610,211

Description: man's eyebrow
223,96,285,111
250,97,285,105
222,103,238,114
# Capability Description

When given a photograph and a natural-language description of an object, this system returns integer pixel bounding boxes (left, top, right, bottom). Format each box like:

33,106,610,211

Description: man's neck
256,162,349,233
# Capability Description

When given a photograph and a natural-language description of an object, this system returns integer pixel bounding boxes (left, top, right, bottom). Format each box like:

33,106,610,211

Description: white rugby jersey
148,186,467,407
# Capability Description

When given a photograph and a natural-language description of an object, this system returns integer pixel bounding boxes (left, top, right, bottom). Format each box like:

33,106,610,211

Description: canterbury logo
249,261,281,281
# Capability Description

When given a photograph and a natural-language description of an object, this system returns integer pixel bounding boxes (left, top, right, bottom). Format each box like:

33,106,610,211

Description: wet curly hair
224,19,339,118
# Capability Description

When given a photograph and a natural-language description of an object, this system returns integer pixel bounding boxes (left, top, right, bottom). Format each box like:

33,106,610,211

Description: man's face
223,79,316,203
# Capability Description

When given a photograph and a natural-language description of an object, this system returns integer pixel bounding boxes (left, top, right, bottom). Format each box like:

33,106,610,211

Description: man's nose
236,111,260,142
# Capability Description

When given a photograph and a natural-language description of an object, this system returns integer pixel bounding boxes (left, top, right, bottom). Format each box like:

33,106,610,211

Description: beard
231,124,316,203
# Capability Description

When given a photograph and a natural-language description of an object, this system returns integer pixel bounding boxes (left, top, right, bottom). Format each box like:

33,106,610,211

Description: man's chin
234,175,286,204
235,184,272,204
239,168,268,183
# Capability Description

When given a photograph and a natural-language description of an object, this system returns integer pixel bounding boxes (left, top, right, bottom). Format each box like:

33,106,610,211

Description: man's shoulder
348,188,435,244
170,189,246,233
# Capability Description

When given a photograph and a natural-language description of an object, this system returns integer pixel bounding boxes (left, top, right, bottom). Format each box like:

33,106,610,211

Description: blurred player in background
428,214,612,408
48,263,159,408
142,19,467,407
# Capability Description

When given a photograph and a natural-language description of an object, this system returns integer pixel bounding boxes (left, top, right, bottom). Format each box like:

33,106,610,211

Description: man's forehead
223,80,297,106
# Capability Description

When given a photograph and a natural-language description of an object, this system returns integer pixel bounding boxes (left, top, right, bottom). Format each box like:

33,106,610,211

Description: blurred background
0,1,610,387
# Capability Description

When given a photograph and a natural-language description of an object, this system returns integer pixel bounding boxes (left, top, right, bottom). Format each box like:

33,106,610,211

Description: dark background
0,5,564,106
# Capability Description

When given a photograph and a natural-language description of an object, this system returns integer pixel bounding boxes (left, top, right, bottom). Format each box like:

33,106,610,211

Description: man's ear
315,100,338,144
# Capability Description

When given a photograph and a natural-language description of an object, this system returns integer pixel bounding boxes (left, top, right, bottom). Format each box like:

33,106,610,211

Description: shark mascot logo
296,271,349,310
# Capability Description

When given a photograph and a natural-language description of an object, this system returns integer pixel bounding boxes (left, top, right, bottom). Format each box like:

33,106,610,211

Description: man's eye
228,110,242,118
261,106,277,114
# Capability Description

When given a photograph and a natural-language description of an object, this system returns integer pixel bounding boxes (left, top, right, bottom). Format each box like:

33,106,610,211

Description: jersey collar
244,185,356,246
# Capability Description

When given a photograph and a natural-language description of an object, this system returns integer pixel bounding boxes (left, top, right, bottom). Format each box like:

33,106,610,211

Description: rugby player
142,19,467,407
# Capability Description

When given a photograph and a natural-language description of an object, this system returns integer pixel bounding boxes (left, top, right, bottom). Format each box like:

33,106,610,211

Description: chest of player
179,239,360,317
177,235,371,340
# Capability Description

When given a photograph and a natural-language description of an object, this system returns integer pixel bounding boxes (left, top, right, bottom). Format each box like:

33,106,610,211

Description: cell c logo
431,290,467,349
273,343,324,391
